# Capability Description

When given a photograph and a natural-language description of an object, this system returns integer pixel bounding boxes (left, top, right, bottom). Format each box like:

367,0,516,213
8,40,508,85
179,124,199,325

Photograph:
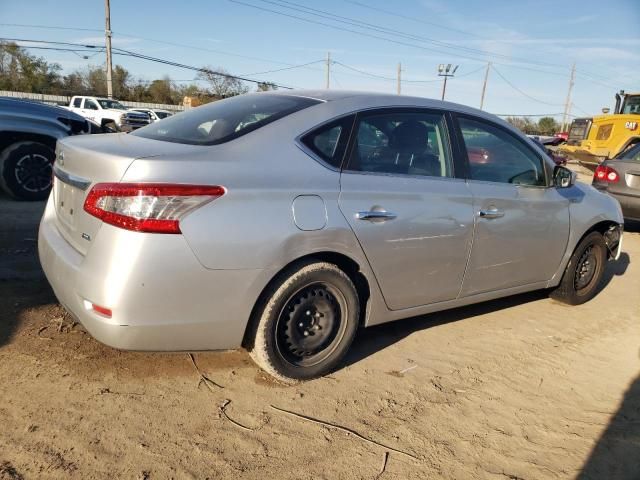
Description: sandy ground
1,181,639,480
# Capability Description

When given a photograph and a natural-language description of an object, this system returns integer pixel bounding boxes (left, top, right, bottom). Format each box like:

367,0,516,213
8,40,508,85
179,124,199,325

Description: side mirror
554,165,576,188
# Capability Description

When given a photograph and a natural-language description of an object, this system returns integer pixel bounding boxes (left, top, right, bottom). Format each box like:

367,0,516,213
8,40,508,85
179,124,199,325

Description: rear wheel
550,231,607,305
0,141,54,201
248,261,360,383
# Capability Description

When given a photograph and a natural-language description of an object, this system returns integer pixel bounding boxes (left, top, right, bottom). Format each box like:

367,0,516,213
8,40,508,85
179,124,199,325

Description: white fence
0,91,186,113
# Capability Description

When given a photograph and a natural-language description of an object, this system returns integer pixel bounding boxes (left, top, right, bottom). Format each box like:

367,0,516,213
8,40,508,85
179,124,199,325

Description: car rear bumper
38,196,265,351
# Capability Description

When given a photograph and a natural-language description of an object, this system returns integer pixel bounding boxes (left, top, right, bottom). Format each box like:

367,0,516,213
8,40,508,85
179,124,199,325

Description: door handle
479,208,505,219
355,210,397,222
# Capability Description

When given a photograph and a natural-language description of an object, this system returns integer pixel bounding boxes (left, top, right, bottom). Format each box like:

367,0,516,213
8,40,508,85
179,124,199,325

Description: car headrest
390,121,432,149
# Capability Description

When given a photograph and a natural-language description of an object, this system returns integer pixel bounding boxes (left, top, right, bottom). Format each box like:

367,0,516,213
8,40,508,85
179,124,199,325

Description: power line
0,23,326,74
0,23,102,33
238,59,324,76
340,2,637,88
1,38,295,89
254,0,569,70
494,113,575,117
342,0,486,39
112,46,295,89
491,65,563,106
333,61,485,84
2,20,634,89
332,61,397,81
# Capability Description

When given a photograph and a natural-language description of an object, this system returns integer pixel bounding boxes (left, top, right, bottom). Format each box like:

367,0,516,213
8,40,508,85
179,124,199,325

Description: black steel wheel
275,283,347,368
0,141,54,201
550,231,607,305
249,261,360,383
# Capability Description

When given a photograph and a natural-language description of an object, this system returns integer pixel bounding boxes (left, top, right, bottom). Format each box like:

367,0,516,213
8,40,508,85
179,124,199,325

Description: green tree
537,116,559,135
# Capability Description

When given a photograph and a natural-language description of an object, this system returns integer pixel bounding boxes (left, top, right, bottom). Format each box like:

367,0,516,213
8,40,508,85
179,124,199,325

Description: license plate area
55,179,80,228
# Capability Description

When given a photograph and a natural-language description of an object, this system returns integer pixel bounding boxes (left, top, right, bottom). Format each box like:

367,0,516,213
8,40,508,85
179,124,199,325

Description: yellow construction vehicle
560,90,640,166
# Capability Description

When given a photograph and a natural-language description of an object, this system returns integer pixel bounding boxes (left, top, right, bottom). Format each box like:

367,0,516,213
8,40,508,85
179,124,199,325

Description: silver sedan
39,90,624,382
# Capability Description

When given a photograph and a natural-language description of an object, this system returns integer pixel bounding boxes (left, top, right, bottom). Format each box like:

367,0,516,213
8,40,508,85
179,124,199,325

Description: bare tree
256,81,278,92
197,66,248,98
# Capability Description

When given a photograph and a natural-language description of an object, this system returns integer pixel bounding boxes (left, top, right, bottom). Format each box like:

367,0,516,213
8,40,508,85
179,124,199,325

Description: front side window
346,111,452,178
133,94,320,145
459,117,546,186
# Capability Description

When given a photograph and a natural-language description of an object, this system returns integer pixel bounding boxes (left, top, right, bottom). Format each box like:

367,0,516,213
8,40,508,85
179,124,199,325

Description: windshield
98,99,127,110
132,94,320,145
621,96,640,115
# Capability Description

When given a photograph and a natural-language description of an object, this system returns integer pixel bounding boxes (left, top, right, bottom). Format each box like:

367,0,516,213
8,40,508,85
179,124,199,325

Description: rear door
453,115,570,297
82,98,100,123
338,109,475,310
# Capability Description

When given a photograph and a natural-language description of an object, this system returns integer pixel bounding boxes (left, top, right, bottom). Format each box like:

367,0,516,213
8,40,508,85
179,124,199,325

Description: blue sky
1,0,638,119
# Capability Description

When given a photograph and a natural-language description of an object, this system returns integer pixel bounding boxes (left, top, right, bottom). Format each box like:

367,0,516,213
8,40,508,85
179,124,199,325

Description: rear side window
73,98,82,108
301,116,354,169
132,94,320,145
84,99,99,110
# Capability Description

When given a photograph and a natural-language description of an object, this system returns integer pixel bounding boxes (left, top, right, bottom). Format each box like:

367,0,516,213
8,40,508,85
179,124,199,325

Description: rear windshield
618,143,640,161
132,94,320,145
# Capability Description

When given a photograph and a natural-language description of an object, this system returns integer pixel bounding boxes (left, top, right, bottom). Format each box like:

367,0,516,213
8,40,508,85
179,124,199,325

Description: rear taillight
594,165,620,183
83,183,225,234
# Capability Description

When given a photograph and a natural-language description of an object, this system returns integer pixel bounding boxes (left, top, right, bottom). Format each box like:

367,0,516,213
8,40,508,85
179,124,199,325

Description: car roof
0,97,86,121
263,89,501,122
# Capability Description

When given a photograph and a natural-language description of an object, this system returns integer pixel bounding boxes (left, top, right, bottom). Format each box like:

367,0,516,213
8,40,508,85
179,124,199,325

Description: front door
455,115,570,297
338,109,475,310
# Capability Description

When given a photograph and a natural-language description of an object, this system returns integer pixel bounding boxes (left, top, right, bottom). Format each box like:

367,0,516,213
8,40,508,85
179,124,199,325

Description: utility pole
562,62,576,132
438,64,458,101
480,62,491,110
397,62,402,95
325,51,331,89
104,0,113,98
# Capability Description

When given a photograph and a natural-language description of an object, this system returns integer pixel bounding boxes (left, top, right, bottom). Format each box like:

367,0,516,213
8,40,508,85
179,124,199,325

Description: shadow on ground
578,373,640,479
0,195,51,348
345,253,630,368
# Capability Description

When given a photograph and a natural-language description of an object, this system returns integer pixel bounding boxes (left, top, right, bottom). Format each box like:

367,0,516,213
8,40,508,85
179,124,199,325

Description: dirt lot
1,182,639,480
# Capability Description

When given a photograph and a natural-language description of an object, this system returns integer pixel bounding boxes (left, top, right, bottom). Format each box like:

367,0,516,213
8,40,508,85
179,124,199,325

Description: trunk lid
606,159,640,197
52,133,198,255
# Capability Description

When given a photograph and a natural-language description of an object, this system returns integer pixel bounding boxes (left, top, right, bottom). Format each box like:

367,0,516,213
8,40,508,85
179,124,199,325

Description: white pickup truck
67,96,150,132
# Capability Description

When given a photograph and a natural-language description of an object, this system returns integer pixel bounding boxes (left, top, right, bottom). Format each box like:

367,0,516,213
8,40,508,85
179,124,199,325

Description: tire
249,261,360,383
102,120,119,133
550,231,607,305
0,141,54,201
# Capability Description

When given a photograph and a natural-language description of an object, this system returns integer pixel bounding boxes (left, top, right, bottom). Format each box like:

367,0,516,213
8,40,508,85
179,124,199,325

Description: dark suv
0,98,96,200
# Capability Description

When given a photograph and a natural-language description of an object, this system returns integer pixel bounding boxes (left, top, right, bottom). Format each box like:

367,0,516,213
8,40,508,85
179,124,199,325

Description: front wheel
102,120,119,133
248,261,360,383
550,231,607,305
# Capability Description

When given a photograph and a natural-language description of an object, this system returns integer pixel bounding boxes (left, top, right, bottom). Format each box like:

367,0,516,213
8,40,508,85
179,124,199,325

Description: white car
67,96,150,132
129,108,174,123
